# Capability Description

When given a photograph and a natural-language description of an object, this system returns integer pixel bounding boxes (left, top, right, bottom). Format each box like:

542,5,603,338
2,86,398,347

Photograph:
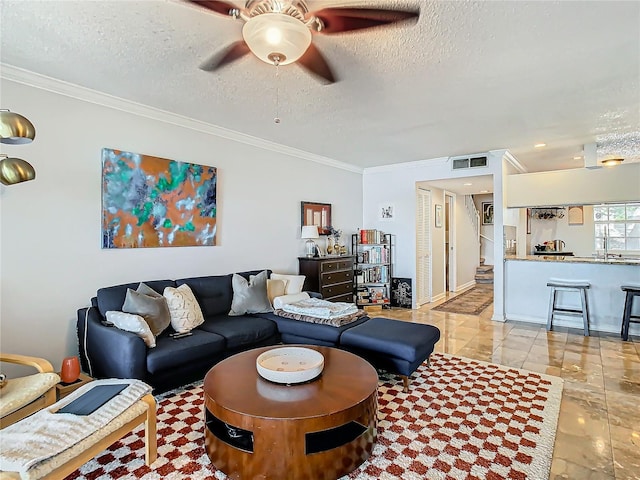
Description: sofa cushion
266,279,286,305
229,271,273,316
122,288,172,337
339,317,441,361
256,312,369,344
105,311,156,348
175,275,232,317
270,273,305,294
146,330,225,374
199,315,278,349
176,270,272,318
96,280,177,318
163,284,205,333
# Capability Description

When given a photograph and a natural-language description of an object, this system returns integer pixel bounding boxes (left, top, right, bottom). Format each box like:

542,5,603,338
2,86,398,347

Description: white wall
362,151,507,321
529,206,595,256
453,194,479,289
506,164,640,207
474,193,495,266
0,79,363,369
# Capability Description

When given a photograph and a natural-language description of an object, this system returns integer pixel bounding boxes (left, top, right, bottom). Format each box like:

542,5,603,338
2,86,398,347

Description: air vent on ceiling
452,156,488,170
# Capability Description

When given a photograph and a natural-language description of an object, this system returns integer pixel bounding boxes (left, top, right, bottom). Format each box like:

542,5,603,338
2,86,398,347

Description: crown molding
500,149,528,173
0,64,363,174
363,156,449,174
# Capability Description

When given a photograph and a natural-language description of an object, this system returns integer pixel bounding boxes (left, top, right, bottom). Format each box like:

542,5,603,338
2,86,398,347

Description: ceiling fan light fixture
242,13,311,65
0,110,36,144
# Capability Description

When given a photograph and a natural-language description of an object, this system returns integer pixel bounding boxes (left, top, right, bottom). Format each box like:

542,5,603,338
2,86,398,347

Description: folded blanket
0,379,152,475
274,308,367,327
282,297,358,319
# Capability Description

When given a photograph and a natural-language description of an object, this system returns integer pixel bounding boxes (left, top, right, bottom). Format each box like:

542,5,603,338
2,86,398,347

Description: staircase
475,258,494,284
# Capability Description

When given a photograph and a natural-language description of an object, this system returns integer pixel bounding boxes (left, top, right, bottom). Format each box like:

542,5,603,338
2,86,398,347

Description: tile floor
380,290,640,480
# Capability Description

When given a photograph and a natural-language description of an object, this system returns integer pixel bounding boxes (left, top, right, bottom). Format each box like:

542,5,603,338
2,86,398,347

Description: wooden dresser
298,256,355,303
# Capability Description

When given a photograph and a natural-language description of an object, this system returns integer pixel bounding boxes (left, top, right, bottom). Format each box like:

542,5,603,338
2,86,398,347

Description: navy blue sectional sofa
77,269,439,393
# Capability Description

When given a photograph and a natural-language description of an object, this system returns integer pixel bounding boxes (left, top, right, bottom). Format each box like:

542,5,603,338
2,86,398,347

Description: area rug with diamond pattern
66,353,563,480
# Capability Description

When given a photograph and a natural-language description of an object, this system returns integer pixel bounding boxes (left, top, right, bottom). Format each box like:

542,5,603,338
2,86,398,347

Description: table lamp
301,225,319,257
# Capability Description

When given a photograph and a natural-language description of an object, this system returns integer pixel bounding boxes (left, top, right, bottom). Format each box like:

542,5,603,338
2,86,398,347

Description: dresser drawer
327,293,354,303
320,259,353,273
321,281,353,299
321,269,353,285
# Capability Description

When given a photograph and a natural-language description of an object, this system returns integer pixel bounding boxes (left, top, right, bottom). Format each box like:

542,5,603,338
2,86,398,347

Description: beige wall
0,79,363,369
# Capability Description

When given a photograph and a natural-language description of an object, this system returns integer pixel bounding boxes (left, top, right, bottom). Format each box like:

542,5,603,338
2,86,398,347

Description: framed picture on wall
301,201,332,235
482,202,494,225
435,204,443,228
568,206,584,225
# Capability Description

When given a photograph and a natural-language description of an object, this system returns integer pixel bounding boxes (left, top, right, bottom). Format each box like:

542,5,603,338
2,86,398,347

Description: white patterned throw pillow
163,284,205,333
106,311,156,348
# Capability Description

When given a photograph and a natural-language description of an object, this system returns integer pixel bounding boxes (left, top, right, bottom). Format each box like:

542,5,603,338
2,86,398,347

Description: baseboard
505,313,639,336
431,292,446,303
455,280,476,292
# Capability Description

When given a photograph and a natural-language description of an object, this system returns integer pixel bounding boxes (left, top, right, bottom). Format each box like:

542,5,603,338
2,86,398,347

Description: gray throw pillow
229,270,273,316
122,288,171,336
137,282,163,298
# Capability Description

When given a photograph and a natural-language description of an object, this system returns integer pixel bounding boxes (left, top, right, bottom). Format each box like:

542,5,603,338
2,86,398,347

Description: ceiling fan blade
199,41,251,71
185,0,238,17
312,7,419,34
297,43,336,84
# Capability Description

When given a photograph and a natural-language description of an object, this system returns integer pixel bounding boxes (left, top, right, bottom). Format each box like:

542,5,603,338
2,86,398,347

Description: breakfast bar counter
504,255,640,335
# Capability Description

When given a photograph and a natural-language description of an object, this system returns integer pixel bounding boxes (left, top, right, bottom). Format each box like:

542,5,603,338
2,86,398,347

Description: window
593,203,640,252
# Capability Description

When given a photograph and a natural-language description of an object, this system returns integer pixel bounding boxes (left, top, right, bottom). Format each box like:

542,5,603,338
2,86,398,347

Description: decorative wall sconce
0,109,36,185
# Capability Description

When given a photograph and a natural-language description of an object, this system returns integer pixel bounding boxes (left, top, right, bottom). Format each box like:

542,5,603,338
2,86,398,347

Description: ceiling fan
186,0,420,83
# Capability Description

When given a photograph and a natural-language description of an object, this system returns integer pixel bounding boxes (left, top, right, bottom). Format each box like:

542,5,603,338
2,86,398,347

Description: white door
416,188,432,305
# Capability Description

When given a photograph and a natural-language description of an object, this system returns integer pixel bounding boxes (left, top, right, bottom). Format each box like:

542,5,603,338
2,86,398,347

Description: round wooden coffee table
203,345,378,479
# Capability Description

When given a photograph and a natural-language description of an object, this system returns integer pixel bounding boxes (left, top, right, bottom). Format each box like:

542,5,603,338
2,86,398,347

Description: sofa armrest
77,306,148,381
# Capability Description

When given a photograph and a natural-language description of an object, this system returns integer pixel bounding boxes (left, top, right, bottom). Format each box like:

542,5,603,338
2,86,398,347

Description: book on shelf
360,247,389,265
358,229,386,245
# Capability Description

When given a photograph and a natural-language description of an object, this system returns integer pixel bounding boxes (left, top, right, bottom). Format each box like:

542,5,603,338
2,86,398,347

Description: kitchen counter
506,254,640,266
504,256,640,336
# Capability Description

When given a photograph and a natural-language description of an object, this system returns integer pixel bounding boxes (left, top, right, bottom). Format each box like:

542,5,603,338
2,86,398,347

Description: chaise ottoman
339,317,441,392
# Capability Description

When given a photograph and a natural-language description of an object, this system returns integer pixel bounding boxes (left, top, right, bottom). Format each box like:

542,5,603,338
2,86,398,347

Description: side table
55,372,93,400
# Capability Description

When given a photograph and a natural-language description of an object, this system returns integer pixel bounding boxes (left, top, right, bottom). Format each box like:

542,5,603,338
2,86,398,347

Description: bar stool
621,285,640,341
546,280,590,336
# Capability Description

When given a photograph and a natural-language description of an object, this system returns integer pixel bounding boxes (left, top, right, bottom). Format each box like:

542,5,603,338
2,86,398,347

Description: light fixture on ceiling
573,156,582,160
190,0,419,84
463,182,472,186
243,13,312,66
534,143,546,148
0,154,36,185
0,109,36,144
601,157,624,167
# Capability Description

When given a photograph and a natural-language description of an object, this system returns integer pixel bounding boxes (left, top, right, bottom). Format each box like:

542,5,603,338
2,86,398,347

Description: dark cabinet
298,256,355,303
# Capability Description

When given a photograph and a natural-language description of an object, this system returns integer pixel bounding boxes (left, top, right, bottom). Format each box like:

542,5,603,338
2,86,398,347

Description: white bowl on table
256,347,324,385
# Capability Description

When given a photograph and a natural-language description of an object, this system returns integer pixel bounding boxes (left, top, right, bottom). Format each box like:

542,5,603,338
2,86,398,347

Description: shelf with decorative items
325,226,348,256
352,231,393,308
530,207,566,220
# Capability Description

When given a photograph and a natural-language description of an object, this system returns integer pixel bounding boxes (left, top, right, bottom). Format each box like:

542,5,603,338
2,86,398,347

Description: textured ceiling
1,0,638,173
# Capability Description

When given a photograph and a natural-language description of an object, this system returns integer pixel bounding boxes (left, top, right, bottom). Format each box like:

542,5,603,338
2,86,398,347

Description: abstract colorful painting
101,148,217,248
